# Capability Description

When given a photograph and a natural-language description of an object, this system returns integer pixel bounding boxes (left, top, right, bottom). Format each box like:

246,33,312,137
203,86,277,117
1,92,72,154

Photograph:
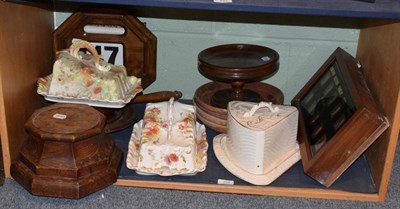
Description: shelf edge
114,179,381,201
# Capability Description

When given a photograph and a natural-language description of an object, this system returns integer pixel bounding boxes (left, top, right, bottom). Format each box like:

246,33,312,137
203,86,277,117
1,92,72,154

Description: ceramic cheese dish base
214,134,301,185
38,40,142,108
127,120,208,176
126,99,208,176
38,75,142,108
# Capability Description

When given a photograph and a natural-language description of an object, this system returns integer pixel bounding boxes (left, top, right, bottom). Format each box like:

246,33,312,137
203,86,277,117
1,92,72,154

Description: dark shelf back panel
7,0,400,19
55,0,400,19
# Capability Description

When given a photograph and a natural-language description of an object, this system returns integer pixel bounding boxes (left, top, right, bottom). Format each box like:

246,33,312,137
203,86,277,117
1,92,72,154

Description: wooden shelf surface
111,101,378,200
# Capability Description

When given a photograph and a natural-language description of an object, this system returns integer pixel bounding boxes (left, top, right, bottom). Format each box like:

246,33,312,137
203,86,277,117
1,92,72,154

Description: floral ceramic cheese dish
38,40,142,108
126,98,208,176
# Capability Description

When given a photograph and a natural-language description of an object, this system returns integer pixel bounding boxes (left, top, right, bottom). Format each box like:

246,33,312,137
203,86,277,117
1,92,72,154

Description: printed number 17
95,45,119,64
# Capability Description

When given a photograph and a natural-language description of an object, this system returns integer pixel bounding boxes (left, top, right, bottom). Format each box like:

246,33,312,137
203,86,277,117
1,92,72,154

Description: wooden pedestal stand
10,103,122,199
198,44,280,108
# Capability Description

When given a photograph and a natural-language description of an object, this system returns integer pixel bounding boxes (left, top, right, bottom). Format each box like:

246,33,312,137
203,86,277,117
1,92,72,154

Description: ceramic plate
126,120,208,176
37,75,142,108
213,134,301,185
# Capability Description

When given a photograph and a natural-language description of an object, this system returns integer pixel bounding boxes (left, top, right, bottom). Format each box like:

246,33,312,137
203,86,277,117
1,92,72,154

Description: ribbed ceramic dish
213,134,301,185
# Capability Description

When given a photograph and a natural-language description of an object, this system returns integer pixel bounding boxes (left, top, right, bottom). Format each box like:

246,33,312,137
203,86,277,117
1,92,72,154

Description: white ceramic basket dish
126,99,208,176
127,120,208,176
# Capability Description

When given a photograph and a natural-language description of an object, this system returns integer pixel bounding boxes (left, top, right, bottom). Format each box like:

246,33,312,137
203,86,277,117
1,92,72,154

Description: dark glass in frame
299,62,356,156
291,47,389,187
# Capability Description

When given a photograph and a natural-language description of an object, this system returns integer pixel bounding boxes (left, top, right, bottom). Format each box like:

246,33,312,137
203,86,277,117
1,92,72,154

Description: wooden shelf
111,102,378,201
22,0,400,19
0,0,399,202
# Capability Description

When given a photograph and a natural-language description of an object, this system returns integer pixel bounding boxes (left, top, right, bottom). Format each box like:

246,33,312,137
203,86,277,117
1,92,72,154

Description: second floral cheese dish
126,98,208,176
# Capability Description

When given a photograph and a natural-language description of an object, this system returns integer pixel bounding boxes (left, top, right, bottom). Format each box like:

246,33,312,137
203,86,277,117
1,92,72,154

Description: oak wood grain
357,19,400,201
115,179,381,202
0,1,54,177
11,103,122,199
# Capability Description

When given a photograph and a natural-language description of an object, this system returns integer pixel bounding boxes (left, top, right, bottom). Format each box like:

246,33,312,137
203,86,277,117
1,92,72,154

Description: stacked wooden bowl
194,44,285,133
194,82,284,133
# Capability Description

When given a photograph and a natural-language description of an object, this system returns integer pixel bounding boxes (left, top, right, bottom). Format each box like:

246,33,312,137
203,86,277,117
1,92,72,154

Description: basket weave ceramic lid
229,101,298,131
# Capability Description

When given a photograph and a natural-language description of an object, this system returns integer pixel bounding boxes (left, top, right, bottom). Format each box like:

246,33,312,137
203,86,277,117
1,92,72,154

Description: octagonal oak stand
11,103,122,199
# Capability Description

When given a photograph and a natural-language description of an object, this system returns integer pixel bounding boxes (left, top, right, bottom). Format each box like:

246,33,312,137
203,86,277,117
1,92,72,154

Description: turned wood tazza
198,44,279,108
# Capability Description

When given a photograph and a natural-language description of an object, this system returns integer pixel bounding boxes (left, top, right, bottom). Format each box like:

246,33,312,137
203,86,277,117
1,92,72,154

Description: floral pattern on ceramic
127,120,208,176
42,40,142,104
141,106,166,144
37,75,141,108
126,99,208,176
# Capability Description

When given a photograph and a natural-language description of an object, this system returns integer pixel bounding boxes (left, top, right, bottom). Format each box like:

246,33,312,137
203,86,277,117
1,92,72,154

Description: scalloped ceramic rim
37,75,142,108
126,120,209,176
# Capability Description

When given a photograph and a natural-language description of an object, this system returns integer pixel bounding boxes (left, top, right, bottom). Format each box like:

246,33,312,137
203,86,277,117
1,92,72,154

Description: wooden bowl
196,110,227,133
198,44,280,108
195,103,227,126
194,81,284,132
194,97,228,133
194,82,284,110
194,96,227,119
198,44,279,83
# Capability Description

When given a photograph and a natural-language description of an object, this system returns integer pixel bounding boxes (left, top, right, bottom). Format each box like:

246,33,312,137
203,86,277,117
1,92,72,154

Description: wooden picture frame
291,47,389,187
